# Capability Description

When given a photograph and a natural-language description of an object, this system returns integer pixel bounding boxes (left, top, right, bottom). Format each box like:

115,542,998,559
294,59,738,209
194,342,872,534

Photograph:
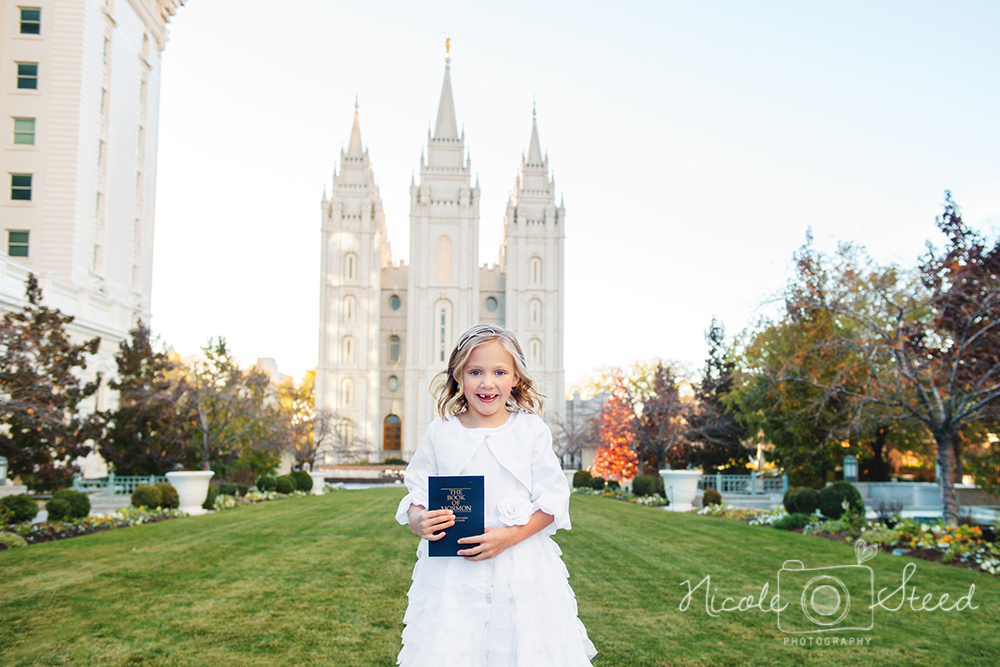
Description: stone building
317,54,566,461
0,0,185,475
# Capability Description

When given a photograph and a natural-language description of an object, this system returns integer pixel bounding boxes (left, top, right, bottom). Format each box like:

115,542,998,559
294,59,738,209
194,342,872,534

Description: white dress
394,411,597,667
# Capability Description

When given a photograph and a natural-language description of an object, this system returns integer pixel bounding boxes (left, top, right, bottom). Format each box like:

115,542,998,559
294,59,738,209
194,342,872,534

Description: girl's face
460,340,519,428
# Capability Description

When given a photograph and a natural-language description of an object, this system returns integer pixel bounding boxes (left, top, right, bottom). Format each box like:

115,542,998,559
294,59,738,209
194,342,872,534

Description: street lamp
843,455,858,482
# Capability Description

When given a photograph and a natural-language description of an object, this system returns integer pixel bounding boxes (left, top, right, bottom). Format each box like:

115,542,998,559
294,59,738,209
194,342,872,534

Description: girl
394,324,597,666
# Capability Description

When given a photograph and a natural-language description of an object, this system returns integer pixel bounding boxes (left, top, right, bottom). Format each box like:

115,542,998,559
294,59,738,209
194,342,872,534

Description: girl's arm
456,509,554,561
407,504,455,540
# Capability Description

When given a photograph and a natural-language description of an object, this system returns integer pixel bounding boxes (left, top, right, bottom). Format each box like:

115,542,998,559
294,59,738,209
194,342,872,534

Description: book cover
427,475,484,558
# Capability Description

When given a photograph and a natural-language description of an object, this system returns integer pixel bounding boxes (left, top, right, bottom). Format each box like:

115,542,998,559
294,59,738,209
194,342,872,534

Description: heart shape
855,539,878,565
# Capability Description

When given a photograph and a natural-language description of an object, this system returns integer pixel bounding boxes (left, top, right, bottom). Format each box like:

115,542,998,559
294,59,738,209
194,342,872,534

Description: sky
151,0,1000,391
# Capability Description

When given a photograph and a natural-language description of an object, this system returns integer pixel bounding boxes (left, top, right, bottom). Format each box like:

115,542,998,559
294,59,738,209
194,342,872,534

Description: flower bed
695,502,1000,576
571,486,669,507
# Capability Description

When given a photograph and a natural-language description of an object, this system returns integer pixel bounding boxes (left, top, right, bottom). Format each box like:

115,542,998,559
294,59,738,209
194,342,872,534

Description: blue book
428,475,484,557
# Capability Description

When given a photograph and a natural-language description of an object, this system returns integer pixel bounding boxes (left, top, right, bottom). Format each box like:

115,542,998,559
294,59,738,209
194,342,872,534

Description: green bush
218,482,237,496
275,475,296,494
203,484,218,510
45,497,73,522
256,476,277,492
589,476,606,491
773,513,812,531
817,481,865,519
606,479,620,491
51,489,90,519
131,484,162,509
154,483,179,509
0,494,39,524
290,470,313,492
382,457,407,465
783,487,820,515
0,504,11,528
572,470,593,488
632,475,664,498
234,483,250,497
702,488,722,507
0,531,27,549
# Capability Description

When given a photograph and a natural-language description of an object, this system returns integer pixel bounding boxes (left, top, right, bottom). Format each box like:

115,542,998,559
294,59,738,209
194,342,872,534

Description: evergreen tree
0,275,101,492
98,323,195,475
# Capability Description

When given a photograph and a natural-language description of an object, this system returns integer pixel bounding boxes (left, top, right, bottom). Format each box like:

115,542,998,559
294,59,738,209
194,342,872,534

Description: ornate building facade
317,55,566,461
0,0,185,476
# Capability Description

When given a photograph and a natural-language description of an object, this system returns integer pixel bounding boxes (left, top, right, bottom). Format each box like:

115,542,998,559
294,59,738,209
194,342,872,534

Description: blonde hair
431,324,544,418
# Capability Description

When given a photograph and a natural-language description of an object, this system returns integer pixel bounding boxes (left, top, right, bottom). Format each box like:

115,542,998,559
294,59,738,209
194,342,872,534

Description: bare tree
550,394,602,470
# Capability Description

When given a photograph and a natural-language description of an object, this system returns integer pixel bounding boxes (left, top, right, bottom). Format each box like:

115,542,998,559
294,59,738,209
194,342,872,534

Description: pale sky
152,0,1000,390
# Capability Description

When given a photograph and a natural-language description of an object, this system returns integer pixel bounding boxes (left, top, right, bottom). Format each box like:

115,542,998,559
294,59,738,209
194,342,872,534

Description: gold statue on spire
444,33,451,55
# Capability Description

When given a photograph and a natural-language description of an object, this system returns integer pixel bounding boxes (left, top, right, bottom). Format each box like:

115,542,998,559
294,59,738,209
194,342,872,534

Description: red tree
592,376,638,482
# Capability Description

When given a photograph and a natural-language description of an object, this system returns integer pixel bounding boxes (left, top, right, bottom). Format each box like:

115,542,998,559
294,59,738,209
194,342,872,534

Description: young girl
394,324,597,666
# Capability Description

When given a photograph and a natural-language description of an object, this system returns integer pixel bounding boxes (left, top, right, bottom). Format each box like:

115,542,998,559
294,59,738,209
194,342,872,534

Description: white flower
497,496,533,526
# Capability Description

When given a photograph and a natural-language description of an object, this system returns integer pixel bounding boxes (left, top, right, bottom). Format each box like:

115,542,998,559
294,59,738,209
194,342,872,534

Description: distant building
317,53,566,461
0,0,186,475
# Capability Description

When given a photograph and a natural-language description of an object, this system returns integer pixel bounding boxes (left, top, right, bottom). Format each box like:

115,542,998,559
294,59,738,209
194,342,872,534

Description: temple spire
433,44,459,140
527,103,542,164
347,95,363,157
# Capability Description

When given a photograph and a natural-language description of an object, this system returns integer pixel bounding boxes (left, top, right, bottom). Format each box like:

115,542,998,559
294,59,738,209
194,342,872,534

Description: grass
0,489,997,666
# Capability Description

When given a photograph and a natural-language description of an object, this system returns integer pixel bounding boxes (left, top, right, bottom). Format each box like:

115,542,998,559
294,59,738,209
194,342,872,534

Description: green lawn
1,489,997,666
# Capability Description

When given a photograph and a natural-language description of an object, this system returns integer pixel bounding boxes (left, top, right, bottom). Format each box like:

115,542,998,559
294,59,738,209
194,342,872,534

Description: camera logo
777,541,877,633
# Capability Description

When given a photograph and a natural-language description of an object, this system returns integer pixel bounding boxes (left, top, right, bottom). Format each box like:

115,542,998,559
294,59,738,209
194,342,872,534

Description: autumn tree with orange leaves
592,376,638,482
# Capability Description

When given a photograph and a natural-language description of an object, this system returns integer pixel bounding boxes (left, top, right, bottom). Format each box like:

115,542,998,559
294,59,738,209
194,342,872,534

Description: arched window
341,377,354,407
530,338,542,366
530,257,543,286
530,299,542,327
435,299,452,363
343,295,356,324
388,335,401,364
436,236,452,283
342,336,355,364
337,418,354,448
383,414,401,450
344,252,357,281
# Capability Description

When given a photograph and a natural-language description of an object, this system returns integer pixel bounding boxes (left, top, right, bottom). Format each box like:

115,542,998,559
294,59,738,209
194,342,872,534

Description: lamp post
843,455,858,483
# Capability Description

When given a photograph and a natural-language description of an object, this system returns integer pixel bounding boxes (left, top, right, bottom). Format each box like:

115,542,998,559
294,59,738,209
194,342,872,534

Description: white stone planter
309,471,327,495
166,470,215,516
659,469,703,512
563,470,578,488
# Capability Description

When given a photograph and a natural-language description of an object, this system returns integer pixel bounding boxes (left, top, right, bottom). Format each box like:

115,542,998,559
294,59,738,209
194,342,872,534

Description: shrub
218,482,237,496
773,513,812,531
275,475,296,494
783,487,820,515
154,483,179,509
382,457,407,465
818,481,864,519
573,470,593,488
234,483,250,497
589,476,606,491
0,504,11,528
131,484,163,509
0,532,27,549
51,489,90,519
606,479,620,491
45,497,73,522
290,470,313,492
203,483,218,510
0,494,39,524
256,476,277,492
632,475,664,498
702,488,722,507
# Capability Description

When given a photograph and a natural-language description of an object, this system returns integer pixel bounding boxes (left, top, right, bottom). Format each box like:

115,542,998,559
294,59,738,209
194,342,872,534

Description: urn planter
166,471,215,515
659,469,703,512
308,471,328,495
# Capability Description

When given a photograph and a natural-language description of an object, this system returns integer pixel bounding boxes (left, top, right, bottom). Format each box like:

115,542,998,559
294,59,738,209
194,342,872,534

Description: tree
276,370,339,470
753,194,1000,525
550,395,601,470
628,363,692,473
182,337,276,472
98,323,195,475
0,275,102,492
592,376,638,481
685,319,752,473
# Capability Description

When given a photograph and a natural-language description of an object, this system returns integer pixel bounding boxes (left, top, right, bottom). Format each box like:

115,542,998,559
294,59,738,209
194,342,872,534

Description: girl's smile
460,341,519,428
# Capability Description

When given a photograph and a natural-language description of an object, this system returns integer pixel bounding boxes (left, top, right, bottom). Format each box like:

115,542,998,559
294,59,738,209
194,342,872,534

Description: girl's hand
457,526,519,561
408,505,454,540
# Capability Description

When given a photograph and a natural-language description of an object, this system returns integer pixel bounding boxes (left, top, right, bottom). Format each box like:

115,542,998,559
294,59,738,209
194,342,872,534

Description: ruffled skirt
398,534,597,666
